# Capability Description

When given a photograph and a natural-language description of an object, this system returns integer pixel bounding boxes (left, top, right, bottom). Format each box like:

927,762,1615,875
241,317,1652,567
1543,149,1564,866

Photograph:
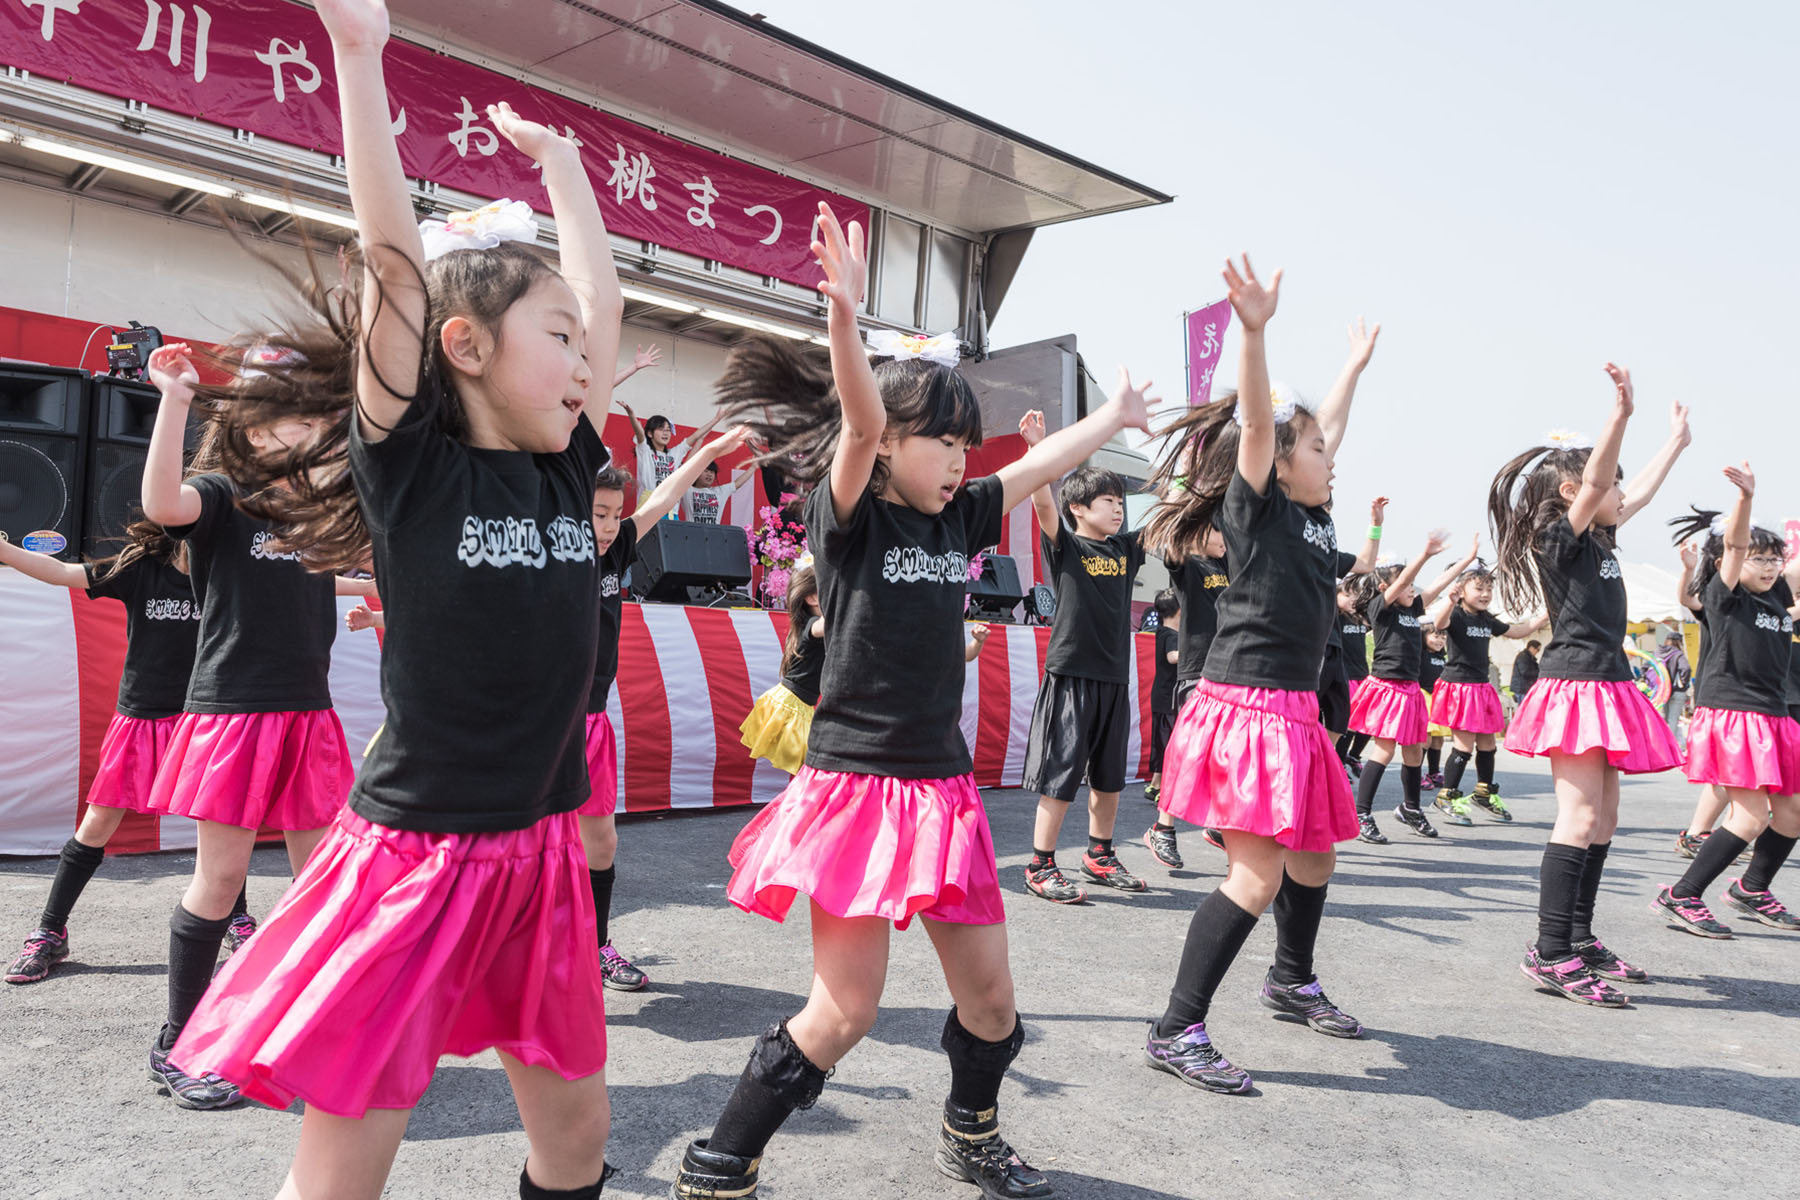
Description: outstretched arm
964,622,991,662
346,603,386,632
814,204,884,525
1677,540,1703,614
1316,317,1379,461
1503,612,1551,638
679,411,724,450
1421,535,1480,608
1350,495,1388,575
997,372,1156,512
1717,463,1755,591
1384,531,1452,604
633,427,754,532
335,575,379,597
0,534,88,588
1017,411,1060,543
619,401,648,445
1568,364,1634,535
141,344,204,528
1619,402,1691,527
1222,255,1282,494
614,344,662,389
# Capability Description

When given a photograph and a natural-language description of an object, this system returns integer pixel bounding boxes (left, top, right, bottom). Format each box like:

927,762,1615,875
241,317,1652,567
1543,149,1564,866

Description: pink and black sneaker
1572,936,1648,984
1724,880,1800,931
1520,944,1629,1007
1652,886,1733,938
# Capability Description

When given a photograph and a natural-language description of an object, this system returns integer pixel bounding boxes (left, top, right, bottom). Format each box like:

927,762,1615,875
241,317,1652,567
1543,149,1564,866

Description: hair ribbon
866,329,962,367
419,199,539,262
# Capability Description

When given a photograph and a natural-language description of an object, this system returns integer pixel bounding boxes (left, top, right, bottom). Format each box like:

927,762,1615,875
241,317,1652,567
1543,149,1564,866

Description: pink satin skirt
577,713,619,817
1430,680,1507,735
87,713,181,813
1684,707,1800,793
1348,676,1431,745
1504,678,1680,774
145,709,351,830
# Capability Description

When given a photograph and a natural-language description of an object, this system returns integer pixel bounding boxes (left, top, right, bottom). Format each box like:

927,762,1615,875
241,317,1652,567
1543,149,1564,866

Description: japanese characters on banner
2,0,868,288
1184,298,1231,405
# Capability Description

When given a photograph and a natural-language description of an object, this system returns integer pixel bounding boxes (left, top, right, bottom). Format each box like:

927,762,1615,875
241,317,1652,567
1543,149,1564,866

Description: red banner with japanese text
1,0,866,288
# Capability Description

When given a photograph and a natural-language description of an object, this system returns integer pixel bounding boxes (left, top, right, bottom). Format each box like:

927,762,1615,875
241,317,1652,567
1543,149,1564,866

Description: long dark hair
715,337,984,498
208,240,560,572
1487,444,1616,614
1350,565,1402,623
1142,389,1314,560
87,514,183,582
1668,507,1787,597
781,563,819,677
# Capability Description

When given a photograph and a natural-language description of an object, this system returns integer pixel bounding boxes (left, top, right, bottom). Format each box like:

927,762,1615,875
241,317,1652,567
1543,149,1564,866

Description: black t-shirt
1443,606,1513,684
1171,554,1229,683
1534,517,1630,682
347,403,605,832
804,476,1005,778
1323,549,1356,661
1339,618,1370,680
587,523,640,713
84,556,200,719
1510,648,1539,694
1152,625,1180,713
1368,592,1426,682
1203,467,1338,692
1787,623,1800,710
1419,647,1447,692
164,473,337,713
782,617,826,706
1042,521,1144,683
1695,575,1795,717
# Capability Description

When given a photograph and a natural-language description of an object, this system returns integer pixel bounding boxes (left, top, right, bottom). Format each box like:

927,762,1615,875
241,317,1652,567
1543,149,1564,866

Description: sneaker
1572,936,1649,984
149,1041,243,1109
1519,944,1629,1007
1433,789,1474,827
1201,828,1226,851
672,1139,760,1199
1675,829,1708,859
1651,886,1733,938
934,1100,1054,1199
1144,1021,1252,1094
1346,757,1364,779
1470,784,1513,822
1724,879,1800,931
5,928,69,985
1355,814,1388,845
1024,863,1086,904
1144,781,1161,807
1081,850,1148,893
598,942,649,991
1394,805,1439,839
1143,825,1183,870
1258,969,1363,1038
1425,771,1445,790
222,913,257,958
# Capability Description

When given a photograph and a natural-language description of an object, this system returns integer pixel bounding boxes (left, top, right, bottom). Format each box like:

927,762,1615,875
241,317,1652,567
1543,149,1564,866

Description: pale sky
764,0,1799,582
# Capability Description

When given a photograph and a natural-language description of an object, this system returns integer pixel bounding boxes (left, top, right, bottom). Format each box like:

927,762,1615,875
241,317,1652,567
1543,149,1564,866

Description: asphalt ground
4,756,1798,1199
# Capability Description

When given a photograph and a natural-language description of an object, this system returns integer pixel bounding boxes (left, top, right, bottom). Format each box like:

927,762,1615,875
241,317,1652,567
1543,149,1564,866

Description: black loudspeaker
0,363,88,560
634,519,753,602
967,552,1026,622
83,375,155,558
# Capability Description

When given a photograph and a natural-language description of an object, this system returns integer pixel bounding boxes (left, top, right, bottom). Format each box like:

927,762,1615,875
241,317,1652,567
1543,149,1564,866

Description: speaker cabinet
0,363,88,560
82,375,166,558
634,519,753,602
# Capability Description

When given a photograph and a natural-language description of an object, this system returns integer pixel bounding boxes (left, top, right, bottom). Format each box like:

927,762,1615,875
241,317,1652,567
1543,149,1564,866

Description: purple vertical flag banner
1184,299,1232,406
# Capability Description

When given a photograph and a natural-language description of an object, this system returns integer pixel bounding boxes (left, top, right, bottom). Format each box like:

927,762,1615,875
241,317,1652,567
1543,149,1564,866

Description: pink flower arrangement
751,493,808,606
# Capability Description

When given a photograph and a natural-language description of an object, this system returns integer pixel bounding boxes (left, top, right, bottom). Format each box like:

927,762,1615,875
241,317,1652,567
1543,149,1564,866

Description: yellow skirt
1424,691,1451,740
740,684,815,775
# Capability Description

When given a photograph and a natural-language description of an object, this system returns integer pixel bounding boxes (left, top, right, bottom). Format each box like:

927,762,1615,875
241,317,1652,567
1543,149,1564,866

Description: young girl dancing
1653,473,1800,936
1420,626,1449,785
620,395,720,493
0,524,208,984
1346,535,1471,843
1142,256,1366,1097
741,562,826,775
672,204,1155,1200
1491,376,1689,1006
1426,565,1547,824
166,3,627,1194
1334,583,1372,773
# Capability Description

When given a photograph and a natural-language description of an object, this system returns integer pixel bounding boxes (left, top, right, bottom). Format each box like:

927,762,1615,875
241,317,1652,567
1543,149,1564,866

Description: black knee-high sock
1742,831,1798,893
708,1022,830,1160
1335,732,1355,763
161,904,231,1049
1535,844,1588,960
1569,842,1610,943
941,1008,1022,1112
1157,890,1259,1037
589,867,615,948
1354,761,1388,816
230,882,249,921
1425,746,1442,774
519,1164,611,1199
1475,749,1497,788
1399,765,1423,811
1271,874,1329,986
1349,732,1372,759
39,838,106,932
1672,829,1749,899
1443,750,1471,791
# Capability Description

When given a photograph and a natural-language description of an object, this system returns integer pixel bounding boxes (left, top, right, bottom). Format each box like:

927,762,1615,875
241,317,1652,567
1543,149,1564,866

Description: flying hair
1667,506,1787,596
1349,564,1403,623
780,562,819,678
1486,442,1619,614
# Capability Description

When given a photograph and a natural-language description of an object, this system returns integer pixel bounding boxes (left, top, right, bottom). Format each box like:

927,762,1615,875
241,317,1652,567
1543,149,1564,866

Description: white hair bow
1708,513,1729,538
1233,382,1304,427
241,344,304,379
1543,429,1595,451
866,329,962,367
419,200,538,261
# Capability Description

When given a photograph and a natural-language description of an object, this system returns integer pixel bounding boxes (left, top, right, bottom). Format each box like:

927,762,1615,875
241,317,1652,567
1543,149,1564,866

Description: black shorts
1149,709,1176,773
1172,676,1201,717
1318,656,1351,734
1022,673,1132,801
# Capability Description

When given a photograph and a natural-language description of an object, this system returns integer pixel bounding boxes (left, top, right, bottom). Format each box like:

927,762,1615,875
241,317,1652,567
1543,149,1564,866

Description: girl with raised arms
1489,376,1689,1006
671,204,1155,1200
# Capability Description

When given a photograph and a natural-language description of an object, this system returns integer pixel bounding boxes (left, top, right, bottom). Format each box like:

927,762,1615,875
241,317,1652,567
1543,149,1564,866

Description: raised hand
1604,362,1635,418
1724,461,1755,498
1424,528,1453,557
345,603,379,632
1346,317,1381,369
811,202,867,312
1369,495,1390,526
1222,254,1281,332
314,0,391,51
633,344,662,371
709,424,755,458
1111,368,1159,434
1467,533,1482,560
969,623,991,644
487,100,580,166
1669,400,1691,449
1679,539,1699,569
1018,410,1046,447
147,343,199,402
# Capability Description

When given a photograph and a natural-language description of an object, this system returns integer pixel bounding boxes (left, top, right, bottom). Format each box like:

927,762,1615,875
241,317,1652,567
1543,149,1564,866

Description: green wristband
1368,525,1383,538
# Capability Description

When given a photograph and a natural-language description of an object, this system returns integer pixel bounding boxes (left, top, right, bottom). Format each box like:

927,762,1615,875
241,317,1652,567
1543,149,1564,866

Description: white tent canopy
1620,560,1690,625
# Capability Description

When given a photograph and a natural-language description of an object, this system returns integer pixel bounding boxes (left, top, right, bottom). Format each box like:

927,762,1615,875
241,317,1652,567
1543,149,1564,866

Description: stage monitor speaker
966,552,1026,620
82,375,205,558
0,363,88,560
634,519,753,602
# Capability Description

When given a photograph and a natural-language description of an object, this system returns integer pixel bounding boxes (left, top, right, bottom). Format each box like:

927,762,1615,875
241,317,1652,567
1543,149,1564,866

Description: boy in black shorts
1020,462,1146,903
